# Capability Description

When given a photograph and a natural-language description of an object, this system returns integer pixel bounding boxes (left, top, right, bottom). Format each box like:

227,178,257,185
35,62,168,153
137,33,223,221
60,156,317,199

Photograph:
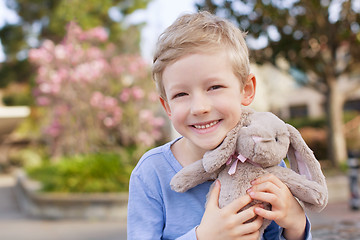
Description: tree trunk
0,90,3,106
325,77,347,167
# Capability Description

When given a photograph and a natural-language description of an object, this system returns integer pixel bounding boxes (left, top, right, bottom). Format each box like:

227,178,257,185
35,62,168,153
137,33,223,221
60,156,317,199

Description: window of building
289,105,308,118
344,99,360,112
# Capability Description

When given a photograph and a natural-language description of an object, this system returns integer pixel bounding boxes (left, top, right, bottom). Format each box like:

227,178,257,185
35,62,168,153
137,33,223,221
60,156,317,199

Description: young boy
127,11,311,240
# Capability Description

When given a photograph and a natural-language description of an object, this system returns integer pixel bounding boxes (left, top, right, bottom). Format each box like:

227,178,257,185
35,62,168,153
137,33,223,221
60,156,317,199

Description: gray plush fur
170,107,328,238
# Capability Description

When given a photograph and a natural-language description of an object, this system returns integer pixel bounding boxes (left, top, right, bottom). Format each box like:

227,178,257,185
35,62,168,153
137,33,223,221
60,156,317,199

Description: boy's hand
247,174,306,240
196,180,263,240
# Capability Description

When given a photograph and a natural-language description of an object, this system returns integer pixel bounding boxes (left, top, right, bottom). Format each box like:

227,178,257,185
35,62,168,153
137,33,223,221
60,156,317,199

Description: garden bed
14,170,128,220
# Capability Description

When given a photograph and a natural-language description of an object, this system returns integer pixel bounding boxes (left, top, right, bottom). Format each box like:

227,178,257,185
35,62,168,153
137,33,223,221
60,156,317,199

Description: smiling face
160,51,255,155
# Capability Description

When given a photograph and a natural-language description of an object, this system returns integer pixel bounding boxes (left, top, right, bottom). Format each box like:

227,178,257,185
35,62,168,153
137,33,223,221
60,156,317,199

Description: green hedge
286,117,326,129
286,111,359,129
26,152,134,193
286,111,360,161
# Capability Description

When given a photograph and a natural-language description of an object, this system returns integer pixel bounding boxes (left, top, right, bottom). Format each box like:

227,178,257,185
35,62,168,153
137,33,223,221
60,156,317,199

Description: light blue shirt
127,138,312,240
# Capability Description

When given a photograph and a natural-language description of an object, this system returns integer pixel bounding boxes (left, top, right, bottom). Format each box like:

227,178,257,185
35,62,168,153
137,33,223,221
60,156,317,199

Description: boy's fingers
249,182,281,199
254,205,275,220
207,180,221,208
252,173,283,188
232,203,260,224
225,194,253,214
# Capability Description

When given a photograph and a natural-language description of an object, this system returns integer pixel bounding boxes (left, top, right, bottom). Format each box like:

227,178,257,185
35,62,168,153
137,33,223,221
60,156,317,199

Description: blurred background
0,0,359,239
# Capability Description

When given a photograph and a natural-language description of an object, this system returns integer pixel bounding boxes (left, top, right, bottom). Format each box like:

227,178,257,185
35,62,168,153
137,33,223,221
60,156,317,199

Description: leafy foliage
29,22,165,158
26,152,133,192
197,0,360,84
0,0,149,88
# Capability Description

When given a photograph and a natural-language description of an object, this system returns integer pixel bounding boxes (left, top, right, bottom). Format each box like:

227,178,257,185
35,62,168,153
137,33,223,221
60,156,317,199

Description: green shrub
3,92,33,106
286,111,358,129
286,116,326,129
26,152,134,193
286,111,360,161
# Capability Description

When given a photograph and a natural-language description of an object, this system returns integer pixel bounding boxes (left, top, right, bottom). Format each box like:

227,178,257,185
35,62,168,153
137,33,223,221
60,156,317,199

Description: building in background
251,64,360,120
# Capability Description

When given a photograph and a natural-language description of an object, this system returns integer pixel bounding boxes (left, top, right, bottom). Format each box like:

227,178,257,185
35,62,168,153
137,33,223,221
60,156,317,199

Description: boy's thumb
207,180,221,208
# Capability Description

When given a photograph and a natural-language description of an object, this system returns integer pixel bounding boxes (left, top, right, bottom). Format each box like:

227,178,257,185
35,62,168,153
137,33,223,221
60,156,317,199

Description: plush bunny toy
170,107,328,237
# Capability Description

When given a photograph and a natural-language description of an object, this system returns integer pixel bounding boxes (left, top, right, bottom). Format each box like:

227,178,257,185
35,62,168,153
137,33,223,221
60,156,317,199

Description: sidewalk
307,201,360,240
0,174,127,240
1,173,360,240
303,175,360,239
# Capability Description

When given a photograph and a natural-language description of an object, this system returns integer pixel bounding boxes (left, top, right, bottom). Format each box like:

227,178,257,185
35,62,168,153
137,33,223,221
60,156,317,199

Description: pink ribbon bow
226,153,261,175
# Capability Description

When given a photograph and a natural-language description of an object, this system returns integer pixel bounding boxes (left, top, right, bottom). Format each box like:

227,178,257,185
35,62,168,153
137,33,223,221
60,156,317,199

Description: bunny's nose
252,136,273,143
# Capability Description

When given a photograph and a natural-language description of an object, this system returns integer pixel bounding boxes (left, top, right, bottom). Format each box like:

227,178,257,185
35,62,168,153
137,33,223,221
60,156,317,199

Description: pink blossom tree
29,22,165,158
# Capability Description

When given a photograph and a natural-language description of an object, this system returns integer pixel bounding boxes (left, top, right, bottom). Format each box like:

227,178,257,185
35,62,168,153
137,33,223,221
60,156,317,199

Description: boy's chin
201,140,225,151
213,137,227,149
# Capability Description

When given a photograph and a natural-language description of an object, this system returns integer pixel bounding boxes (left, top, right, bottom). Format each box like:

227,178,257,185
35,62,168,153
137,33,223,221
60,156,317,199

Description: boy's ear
159,97,172,118
241,73,256,106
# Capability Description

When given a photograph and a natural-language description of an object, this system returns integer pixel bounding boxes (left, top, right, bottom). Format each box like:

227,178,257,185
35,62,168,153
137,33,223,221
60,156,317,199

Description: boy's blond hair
152,11,250,99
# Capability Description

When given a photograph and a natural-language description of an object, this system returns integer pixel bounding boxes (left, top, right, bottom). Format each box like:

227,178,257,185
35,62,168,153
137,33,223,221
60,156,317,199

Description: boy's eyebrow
168,76,226,89
165,83,187,92
205,76,223,82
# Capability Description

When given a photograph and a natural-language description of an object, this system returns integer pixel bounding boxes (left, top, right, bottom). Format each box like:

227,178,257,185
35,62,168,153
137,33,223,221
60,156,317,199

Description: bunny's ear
286,123,328,211
286,124,327,188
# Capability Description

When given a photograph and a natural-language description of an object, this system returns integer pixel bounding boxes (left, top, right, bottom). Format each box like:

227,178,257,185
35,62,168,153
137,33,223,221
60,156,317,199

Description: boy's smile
160,51,255,162
193,120,219,130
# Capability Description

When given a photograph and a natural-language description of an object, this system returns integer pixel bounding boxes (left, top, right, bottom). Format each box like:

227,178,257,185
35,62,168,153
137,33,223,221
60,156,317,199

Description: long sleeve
127,140,211,240
127,169,204,240
263,218,312,240
175,227,198,240
127,174,164,240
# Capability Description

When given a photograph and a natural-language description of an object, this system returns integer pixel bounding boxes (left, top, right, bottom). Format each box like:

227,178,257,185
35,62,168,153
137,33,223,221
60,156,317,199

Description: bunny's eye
275,137,279,142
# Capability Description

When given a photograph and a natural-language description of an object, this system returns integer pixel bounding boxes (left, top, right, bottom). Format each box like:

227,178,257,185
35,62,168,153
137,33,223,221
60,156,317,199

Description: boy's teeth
194,121,218,129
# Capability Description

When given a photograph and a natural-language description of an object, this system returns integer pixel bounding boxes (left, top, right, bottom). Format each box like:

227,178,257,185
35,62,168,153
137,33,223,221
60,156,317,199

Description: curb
10,171,357,220
326,175,350,203
14,170,129,220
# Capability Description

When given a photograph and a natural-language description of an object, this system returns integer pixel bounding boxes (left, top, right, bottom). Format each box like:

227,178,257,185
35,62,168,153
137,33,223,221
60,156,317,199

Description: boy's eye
209,85,223,91
173,92,188,99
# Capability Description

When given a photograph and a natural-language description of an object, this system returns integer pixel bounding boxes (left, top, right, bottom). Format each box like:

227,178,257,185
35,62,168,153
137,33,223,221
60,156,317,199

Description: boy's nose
190,94,211,115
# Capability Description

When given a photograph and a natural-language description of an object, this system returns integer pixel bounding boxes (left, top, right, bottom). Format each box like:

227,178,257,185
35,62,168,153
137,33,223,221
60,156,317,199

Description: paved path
307,201,360,240
0,175,127,240
1,173,360,240
305,174,360,239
